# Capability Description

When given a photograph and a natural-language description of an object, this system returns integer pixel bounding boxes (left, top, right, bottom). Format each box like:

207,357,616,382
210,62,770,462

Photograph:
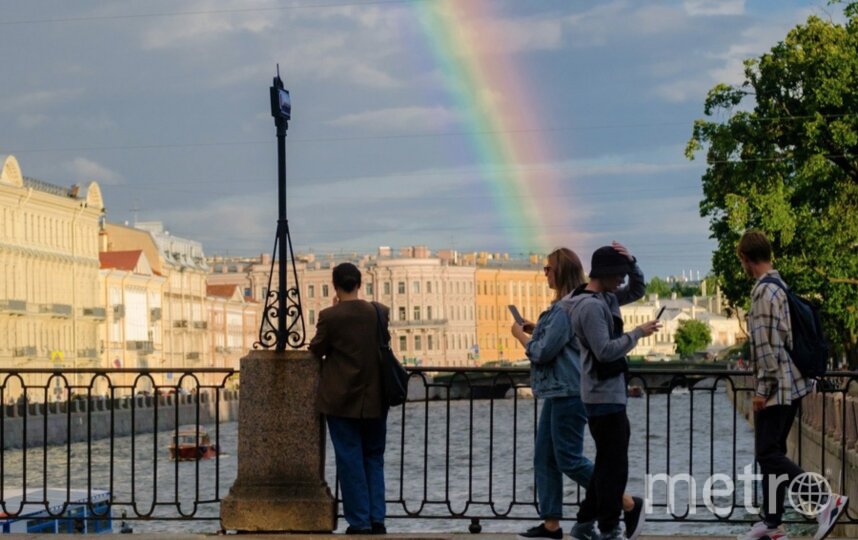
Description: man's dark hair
332,262,362,292
737,229,773,263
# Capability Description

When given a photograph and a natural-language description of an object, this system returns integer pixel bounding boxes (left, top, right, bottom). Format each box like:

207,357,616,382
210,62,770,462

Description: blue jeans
326,414,387,529
535,396,594,519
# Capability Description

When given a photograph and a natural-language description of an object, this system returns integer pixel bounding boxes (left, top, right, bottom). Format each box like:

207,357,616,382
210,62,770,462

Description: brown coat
309,299,388,418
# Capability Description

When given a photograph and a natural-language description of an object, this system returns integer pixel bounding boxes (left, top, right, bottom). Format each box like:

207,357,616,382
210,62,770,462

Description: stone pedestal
220,349,336,532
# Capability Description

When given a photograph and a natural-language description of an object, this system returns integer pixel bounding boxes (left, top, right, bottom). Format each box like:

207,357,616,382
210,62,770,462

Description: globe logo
788,472,832,517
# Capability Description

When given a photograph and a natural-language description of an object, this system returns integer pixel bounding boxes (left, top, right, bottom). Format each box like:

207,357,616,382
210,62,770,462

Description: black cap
589,246,631,278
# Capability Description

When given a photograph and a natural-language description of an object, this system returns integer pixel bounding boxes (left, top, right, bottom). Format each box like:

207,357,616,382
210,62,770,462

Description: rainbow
415,1,570,255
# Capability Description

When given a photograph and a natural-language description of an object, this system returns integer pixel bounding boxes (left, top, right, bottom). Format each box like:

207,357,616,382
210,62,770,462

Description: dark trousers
576,410,630,533
755,400,804,526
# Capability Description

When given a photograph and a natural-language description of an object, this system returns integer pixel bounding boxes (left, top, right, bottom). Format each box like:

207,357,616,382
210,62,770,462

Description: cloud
328,106,459,132
0,89,84,114
65,158,125,185
683,0,745,16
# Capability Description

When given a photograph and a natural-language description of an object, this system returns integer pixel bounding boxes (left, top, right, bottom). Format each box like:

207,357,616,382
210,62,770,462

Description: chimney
649,293,660,309
715,286,723,314
671,292,677,301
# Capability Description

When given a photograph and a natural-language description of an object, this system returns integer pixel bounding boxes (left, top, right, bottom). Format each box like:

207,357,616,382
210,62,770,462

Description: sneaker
623,496,646,540
345,526,372,535
597,525,624,540
737,521,789,540
516,523,563,540
814,494,849,540
569,521,598,540
371,522,387,535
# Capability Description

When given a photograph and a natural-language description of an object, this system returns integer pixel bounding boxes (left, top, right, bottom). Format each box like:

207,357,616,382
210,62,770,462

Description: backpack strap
371,302,391,348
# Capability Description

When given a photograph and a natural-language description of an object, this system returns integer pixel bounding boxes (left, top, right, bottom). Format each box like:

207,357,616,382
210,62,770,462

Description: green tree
646,276,673,297
674,319,713,359
686,4,858,366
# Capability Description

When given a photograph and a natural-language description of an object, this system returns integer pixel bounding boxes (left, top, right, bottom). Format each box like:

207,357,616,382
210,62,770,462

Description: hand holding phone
508,305,524,325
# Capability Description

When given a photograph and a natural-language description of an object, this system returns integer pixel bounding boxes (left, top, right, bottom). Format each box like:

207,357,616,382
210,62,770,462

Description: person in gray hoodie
562,242,660,540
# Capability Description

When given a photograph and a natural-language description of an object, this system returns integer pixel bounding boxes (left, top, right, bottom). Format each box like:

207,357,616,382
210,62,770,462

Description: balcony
174,320,188,328
113,304,125,318
186,352,201,360
77,348,98,358
82,307,107,319
389,318,448,329
51,304,73,317
193,321,208,330
126,341,154,353
150,307,162,322
1,299,27,315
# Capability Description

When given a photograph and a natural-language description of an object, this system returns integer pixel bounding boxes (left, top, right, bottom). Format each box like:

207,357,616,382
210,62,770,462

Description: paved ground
0,534,788,540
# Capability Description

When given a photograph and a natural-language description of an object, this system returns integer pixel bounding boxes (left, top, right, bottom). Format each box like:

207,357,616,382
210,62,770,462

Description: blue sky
0,0,837,278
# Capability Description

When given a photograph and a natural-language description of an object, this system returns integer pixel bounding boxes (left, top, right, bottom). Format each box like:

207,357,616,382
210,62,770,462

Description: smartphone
507,305,524,325
656,306,666,320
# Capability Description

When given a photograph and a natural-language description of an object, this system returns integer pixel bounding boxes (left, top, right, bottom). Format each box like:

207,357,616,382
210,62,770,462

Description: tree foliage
686,5,858,365
646,277,673,297
675,319,713,358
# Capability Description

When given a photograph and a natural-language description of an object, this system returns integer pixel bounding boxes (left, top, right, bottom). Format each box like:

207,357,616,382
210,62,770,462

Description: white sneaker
737,521,789,540
814,494,848,540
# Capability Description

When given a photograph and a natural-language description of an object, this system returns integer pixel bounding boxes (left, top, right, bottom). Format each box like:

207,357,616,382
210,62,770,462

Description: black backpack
759,277,829,378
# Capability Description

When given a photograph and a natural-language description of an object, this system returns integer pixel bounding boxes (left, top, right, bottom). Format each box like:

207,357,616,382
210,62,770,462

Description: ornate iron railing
1,367,857,534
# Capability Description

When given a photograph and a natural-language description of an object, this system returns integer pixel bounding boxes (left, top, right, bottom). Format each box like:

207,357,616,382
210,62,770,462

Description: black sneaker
623,496,646,540
345,526,372,535
371,522,387,535
516,523,563,540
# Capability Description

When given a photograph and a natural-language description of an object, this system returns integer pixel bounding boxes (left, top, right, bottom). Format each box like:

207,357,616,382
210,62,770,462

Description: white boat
0,488,111,534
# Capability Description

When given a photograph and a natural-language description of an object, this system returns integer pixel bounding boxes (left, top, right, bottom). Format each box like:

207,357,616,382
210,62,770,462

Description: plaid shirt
748,270,812,406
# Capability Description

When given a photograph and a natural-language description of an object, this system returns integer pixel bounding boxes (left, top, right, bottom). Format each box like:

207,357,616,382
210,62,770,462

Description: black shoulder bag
372,302,409,407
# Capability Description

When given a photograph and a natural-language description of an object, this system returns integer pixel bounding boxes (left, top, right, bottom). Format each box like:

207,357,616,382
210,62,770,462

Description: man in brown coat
310,262,389,535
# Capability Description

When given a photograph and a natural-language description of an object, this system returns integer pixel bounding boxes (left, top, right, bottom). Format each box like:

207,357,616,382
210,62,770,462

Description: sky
0,0,838,278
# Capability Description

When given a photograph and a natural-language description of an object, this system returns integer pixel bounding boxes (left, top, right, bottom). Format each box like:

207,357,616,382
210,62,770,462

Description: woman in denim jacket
512,248,642,540
511,248,592,540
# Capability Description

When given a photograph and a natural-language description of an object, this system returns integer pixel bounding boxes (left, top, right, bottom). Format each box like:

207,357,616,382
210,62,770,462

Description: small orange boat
168,427,219,461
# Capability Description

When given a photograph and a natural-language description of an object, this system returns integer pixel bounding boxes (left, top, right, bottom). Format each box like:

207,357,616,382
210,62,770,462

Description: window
398,281,405,294
384,282,391,295
309,310,315,325
412,281,420,293
415,336,422,350
427,306,432,320
244,287,251,298
399,307,406,321
366,283,373,295
322,285,329,297
399,336,407,351
426,281,432,293
308,285,315,298
428,335,433,350
413,306,421,320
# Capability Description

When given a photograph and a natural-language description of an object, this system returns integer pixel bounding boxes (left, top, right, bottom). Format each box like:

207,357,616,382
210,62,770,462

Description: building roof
99,250,143,271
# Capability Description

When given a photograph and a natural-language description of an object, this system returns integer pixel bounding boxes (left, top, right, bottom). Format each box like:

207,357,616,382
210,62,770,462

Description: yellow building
103,221,210,377
207,284,259,371
98,249,165,391
475,260,551,364
0,155,105,393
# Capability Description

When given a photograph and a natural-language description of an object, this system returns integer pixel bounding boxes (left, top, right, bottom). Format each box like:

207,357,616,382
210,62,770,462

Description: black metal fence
1,367,857,533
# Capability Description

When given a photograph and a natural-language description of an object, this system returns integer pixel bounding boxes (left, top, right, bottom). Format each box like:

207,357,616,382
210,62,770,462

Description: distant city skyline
0,0,832,279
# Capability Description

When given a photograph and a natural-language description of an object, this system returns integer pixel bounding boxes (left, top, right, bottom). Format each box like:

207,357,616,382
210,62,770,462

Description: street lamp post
256,67,305,351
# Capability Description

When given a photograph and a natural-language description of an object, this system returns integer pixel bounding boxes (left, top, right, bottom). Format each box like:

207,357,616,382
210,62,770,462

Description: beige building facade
0,155,105,393
207,284,259,372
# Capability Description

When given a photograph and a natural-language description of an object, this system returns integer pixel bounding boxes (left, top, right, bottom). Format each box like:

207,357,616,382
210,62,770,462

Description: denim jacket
526,302,581,399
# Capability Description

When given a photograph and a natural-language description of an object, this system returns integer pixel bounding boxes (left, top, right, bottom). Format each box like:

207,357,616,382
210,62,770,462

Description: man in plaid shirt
737,230,847,540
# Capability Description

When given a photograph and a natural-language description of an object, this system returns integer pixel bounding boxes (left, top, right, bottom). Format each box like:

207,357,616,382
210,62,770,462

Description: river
4,386,802,536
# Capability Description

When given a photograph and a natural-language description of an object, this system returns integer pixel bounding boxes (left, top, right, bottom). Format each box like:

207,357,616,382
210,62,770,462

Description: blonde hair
548,247,586,301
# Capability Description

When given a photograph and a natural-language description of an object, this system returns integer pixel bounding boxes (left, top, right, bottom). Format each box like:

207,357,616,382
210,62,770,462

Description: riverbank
2,390,239,449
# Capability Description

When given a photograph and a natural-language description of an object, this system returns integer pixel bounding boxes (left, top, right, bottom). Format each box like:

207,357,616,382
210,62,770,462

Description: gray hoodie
560,263,646,405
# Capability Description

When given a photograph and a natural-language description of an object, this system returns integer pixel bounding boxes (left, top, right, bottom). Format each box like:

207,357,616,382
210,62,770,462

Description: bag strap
371,302,391,348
